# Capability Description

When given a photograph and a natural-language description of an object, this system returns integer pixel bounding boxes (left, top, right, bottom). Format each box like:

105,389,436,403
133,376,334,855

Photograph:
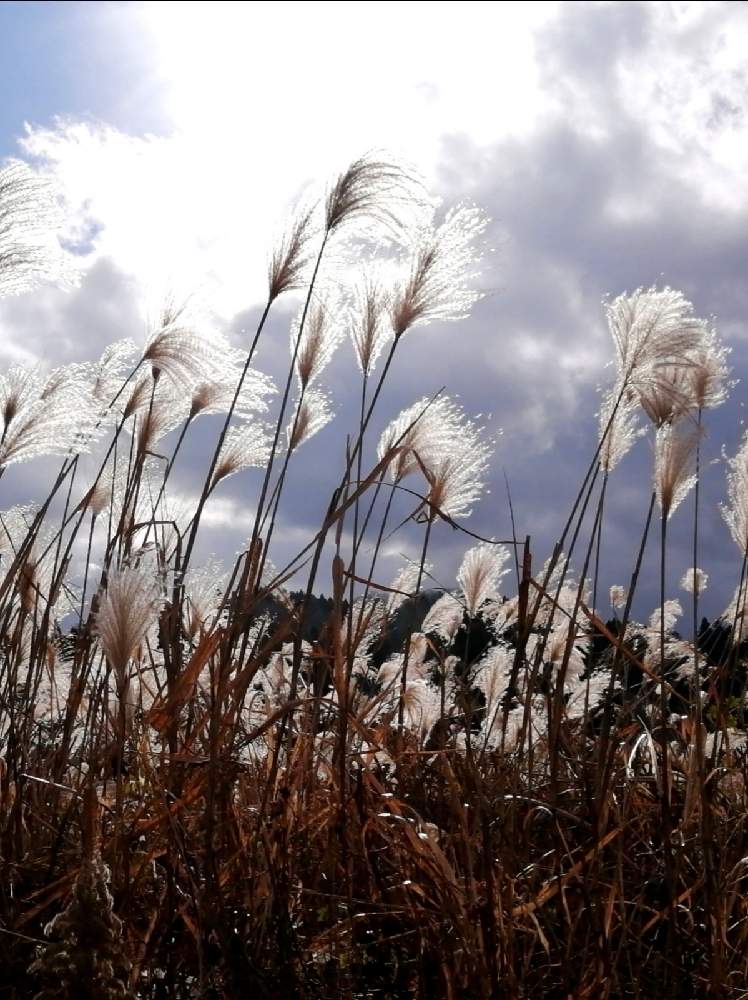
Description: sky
1,0,748,621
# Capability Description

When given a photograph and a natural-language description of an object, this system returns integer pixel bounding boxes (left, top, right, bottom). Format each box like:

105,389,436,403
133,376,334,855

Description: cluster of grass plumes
2,155,748,999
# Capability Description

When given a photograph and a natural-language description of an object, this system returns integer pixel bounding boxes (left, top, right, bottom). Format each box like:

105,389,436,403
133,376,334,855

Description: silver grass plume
720,583,748,642
0,364,95,469
421,592,464,643
688,329,732,410
647,600,682,637
607,287,707,380
386,561,433,614
0,504,36,564
76,456,128,519
654,422,698,520
122,374,156,420
720,431,748,556
420,406,493,521
680,567,708,595
94,566,162,690
16,540,59,619
188,350,276,420
349,270,393,376
286,389,334,453
142,318,229,393
324,152,430,243
183,558,228,640
378,633,429,689
637,362,699,428
457,542,511,617
566,672,612,718
376,395,462,483
598,384,643,472
211,421,271,489
609,585,627,611
0,160,76,297
475,644,515,714
402,678,442,742
268,202,319,301
0,508,62,619
88,338,140,433
390,204,488,338
526,622,589,687
291,290,345,389
124,377,190,457
376,395,493,518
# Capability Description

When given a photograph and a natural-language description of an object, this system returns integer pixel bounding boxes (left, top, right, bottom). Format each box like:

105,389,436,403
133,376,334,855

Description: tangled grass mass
2,154,748,998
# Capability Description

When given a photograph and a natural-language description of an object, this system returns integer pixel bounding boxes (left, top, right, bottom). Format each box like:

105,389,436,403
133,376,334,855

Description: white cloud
9,3,746,342
11,4,554,325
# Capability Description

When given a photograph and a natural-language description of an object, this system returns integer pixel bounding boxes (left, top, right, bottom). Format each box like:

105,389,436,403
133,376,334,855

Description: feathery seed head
688,330,732,410
183,558,228,639
386,561,433,614
390,204,488,338
607,287,708,380
377,395,464,483
212,421,271,489
142,321,228,392
636,362,699,428
0,363,96,468
133,386,190,457
350,271,393,376
377,395,493,519
90,339,138,413
188,355,276,421
421,592,464,642
598,385,643,472
720,431,748,556
269,203,319,301
94,566,163,682
324,152,430,242
422,412,493,521
609,585,628,610
286,389,334,453
654,422,698,520
0,161,77,297
681,567,708,595
647,599,682,635
291,292,345,390
457,542,511,617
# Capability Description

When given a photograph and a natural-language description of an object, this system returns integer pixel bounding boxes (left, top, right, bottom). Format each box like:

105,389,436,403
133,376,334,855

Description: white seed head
291,291,345,390
94,566,163,682
286,389,334,453
653,422,698,520
0,161,77,297
607,287,707,379
609,585,628,611
390,203,488,337
212,421,272,488
349,270,393,376
720,431,748,556
457,542,511,617
680,567,708,595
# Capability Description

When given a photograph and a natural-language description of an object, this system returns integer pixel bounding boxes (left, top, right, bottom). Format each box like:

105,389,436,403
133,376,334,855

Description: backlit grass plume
0,160,76,296
94,565,162,683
